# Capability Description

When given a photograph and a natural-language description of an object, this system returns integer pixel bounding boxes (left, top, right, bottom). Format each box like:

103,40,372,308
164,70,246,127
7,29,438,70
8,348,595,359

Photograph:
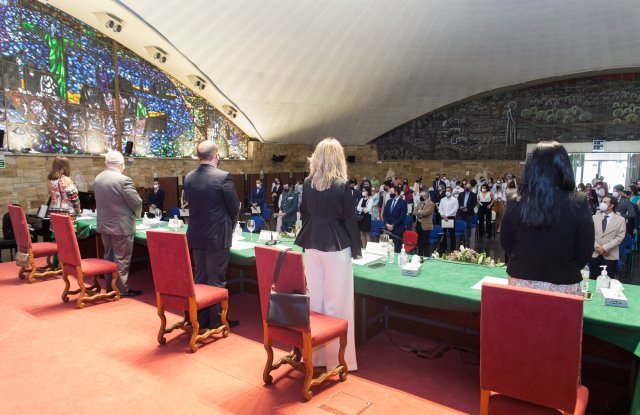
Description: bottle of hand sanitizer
143,212,150,226
596,265,611,294
398,248,408,267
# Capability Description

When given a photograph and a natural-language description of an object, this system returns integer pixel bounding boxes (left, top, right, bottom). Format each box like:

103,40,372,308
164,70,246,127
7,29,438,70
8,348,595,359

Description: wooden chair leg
262,323,275,385
76,268,87,309
338,333,348,381
18,265,26,279
27,257,37,283
479,389,490,415
156,292,167,345
220,299,230,337
188,302,200,353
110,271,121,300
61,272,71,303
302,332,314,401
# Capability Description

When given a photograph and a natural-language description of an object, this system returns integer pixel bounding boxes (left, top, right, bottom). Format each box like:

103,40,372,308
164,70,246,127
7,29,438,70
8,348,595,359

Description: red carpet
0,259,478,414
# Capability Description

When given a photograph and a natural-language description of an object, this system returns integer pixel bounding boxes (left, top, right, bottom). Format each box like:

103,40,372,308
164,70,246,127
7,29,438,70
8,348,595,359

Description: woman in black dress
357,186,373,249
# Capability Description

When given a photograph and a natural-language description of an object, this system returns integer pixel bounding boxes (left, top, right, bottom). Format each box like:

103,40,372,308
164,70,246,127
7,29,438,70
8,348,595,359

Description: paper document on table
231,240,255,251
472,276,508,290
259,230,276,241
353,252,383,266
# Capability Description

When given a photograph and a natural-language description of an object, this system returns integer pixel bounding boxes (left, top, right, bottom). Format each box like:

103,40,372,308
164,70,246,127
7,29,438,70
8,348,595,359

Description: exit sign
0,154,4,168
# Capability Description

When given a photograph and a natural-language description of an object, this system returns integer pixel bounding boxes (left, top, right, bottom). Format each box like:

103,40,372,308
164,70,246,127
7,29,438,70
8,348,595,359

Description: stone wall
0,142,524,215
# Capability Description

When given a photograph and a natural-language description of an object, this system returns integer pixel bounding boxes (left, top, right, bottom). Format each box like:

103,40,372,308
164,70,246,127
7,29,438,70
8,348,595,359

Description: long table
75,218,640,412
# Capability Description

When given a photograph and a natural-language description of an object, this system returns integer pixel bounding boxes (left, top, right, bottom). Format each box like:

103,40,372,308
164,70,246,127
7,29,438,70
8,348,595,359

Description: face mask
612,191,619,198
599,202,609,212
445,192,451,197
419,196,425,202
153,184,159,189
389,193,396,198
256,184,261,188
362,191,367,197
284,188,289,193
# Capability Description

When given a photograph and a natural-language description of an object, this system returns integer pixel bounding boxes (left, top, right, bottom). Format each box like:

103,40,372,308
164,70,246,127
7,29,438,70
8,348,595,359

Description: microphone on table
251,202,279,246
381,229,403,241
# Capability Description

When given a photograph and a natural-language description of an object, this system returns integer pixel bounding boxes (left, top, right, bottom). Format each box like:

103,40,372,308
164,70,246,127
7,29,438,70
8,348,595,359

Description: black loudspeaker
346,155,356,163
124,140,134,156
0,129,4,148
271,154,286,162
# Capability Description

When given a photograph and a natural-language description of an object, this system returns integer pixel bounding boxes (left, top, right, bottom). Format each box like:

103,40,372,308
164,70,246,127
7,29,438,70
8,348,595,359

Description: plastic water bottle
142,212,150,226
596,265,610,294
234,222,242,239
580,267,590,297
386,243,395,264
398,248,408,267
172,214,180,231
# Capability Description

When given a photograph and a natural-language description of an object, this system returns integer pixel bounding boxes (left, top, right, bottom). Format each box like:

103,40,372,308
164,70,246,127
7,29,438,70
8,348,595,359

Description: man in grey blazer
589,195,626,279
94,151,143,297
184,141,240,329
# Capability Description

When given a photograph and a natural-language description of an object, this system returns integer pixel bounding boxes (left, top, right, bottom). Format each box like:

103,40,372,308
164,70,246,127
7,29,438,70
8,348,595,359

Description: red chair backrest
254,246,306,321
50,214,82,270
403,230,418,251
147,231,195,298
8,204,31,253
480,283,584,412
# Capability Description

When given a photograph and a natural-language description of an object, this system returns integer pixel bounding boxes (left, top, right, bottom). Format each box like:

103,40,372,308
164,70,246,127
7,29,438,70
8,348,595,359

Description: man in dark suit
457,183,478,243
433,174,444,194
383,186,408,253
184,141,240,329
271,178,283,213
147,178,164,217
94,151,143,297
250,179,266,214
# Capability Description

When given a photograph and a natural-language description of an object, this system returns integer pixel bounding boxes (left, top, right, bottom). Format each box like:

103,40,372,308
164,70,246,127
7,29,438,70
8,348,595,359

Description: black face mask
283,188,289,193
419,196,425,202
389,193,396,198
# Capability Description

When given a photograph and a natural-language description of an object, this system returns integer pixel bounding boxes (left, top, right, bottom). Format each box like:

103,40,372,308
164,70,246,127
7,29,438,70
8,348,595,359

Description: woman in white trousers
295,137,362,372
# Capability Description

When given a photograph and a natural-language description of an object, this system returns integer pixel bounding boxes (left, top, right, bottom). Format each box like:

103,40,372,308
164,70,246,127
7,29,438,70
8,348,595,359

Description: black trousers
478,202,492,238
588,255,618,280
193,247,230,329
416,221,431,257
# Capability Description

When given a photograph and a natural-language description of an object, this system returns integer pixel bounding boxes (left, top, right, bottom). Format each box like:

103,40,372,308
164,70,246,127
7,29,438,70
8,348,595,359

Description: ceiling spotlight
147,46,169,64
187,75,206,91
222,104,238,119
96,12,125,33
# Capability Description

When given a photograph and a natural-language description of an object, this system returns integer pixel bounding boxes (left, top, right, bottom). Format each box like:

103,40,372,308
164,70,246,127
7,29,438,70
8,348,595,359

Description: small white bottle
386,243,395,264
234,222,242,239
398,248,408,267
580,267,590,297
142,212,150,226
172,214,180,231
595,265,610,294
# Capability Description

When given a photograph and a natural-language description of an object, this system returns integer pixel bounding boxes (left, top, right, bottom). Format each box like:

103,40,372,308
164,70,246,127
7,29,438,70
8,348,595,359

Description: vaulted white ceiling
48,0,640,144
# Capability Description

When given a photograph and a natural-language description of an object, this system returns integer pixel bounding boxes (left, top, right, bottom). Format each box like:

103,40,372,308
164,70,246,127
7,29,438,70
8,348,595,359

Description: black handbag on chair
266,249,310,328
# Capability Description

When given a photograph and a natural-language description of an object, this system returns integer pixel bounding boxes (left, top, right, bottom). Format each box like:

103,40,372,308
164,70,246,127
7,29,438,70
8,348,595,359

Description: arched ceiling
47,0,640,145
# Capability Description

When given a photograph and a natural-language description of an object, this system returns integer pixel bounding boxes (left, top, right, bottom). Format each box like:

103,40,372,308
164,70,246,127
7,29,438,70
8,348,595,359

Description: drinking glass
247,219,255,242
379,233,389,248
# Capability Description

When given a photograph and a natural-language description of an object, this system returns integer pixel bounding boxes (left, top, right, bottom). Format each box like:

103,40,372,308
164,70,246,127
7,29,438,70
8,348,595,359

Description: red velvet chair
254,245,348,401
50,213,120,308
147,231,229,353
480,283,589,415
402,230,418,253
7,204,60,283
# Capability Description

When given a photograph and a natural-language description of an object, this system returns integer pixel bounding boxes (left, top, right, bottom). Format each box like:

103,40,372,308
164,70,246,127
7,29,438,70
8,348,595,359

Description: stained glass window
0,0,249,158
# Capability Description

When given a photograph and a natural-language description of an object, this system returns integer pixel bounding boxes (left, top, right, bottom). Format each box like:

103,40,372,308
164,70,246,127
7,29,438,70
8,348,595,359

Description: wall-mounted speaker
346,155,356,163
124,140,134,156
271,154,286,162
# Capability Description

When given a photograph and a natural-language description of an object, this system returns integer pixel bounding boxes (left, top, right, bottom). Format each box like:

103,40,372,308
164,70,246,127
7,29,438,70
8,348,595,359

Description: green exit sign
0,155,4,169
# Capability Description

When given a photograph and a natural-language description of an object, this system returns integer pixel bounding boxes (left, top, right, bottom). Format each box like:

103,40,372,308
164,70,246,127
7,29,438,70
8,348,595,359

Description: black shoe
227,319,240,328
121,289,142,297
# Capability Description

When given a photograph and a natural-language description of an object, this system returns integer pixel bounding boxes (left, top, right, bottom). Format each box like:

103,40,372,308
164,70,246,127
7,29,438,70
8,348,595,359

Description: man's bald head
197,141,218,161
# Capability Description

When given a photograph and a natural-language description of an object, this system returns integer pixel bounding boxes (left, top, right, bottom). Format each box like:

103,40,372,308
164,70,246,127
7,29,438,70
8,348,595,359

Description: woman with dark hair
500,141,594,294
477,183,494,238
584,183,598,213
47,156,81,216
357,186,373,248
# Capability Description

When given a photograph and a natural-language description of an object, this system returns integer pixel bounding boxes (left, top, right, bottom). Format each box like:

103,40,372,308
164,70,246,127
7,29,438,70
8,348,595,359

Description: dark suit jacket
294,178,361,258
184,164,240,250
383,197,408,233
457,191,478,215
500,191,594,285
147,188,164,212
251,187,266,208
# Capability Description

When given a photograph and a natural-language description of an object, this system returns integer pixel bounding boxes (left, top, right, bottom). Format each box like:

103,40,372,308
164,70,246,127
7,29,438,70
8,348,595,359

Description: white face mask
612,191,619,198
445,191,451,197
599,202,609,212
153,184,159,190
362,191,367,197
256,184,261,188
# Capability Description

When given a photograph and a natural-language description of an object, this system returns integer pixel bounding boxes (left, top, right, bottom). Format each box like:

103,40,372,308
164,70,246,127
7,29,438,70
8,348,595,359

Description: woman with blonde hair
295,137,361,371
47,156,81,216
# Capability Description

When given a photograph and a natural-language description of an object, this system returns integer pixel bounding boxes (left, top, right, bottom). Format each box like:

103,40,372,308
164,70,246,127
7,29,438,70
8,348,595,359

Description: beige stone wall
0,142,524,215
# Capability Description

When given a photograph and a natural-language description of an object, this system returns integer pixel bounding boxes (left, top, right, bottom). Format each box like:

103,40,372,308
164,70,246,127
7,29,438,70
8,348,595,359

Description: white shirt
478,191,492,203
438,196,459,218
